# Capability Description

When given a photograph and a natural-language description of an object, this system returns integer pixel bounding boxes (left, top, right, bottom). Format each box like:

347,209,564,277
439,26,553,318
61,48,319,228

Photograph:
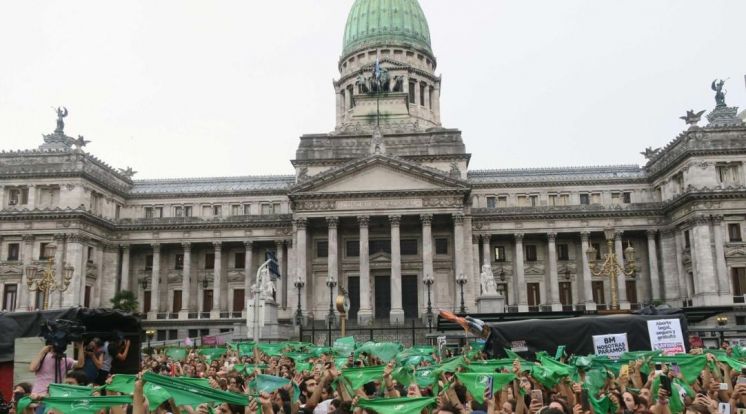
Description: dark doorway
233,289,245,312
375,275,391,319
143,291,151,313
402,275,418,319
347,276,360,320
559,282,572,307
172,290,182,313
203,289,213,312
626,280,638,305
592,281,605,307
527,283,540,307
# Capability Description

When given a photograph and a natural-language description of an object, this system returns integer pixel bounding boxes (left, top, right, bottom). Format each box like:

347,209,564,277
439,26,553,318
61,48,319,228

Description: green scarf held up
356,341,404,362
589,394,614,414
165,347,188,361
29,395,133,414
143,372,249,408
651,376,694,414
333,336,357,356
651,354,706,384
356,396,437,414
48,383,94,398
249,374,300,402
341,365,386,390
455,372,516,403
104,374,137,395
198,347,227,361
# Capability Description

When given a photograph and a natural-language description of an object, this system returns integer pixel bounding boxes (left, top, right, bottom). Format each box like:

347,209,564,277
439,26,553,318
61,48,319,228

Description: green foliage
110,290,138,313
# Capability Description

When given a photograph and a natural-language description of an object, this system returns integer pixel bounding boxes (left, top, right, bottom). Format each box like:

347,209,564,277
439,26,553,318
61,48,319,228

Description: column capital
275,239,285,248
514,233,524,242
151,243,161,252
420,214,433,226
53,233,66,242
22,234,34,243
614,231,624,241
286,239,293,248
119,243,130,250
295,217,307,229
481,234,491,243
547,232,557,242
326,216,339,228
646,229,658,237
711,215,724,224
357,215,370,227
472,235,480,244
452,214,465,225
388,215,401,227
580,231,590,241
182,242,192,251
212,241,222,251
244,240,253,249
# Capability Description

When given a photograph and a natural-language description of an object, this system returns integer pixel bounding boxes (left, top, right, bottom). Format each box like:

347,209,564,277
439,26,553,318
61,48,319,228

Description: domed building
0,0,745,341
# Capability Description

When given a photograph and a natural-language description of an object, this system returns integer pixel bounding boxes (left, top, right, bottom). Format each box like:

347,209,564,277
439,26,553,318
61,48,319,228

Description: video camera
40,319,86,354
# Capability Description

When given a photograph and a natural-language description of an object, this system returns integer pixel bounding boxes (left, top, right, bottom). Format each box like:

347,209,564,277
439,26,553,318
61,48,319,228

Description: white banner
647,318,686,355
592,333,629,359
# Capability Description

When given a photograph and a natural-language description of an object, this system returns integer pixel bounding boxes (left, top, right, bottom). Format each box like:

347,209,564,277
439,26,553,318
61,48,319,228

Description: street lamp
326,276,337,347
139,277,149,290
146,329,155,354
585,228,636,310
423,273,434,332
294,275,305,326
456,273,467,314
25,244,74,310
717,315,728,345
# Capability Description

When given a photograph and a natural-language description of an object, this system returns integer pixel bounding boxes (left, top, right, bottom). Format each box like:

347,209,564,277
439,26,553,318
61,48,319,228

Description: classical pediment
290,154,468,195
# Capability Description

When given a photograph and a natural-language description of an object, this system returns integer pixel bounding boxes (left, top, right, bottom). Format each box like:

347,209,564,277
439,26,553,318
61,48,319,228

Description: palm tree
110,290,138,313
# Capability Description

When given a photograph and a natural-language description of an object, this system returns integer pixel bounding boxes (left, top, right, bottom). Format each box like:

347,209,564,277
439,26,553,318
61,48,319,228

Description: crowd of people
8,332,746,414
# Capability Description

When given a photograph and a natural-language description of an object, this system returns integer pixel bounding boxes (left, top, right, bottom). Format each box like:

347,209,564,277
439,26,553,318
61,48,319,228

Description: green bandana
198,347,227,361
34,396,133,414
104,374,137,395
455,372,516,403
143,372,249,408
356,341,404,362
48,383,93,398
165,347,188,361
249,374,301,401
356,396,436,414
333,336,357,355
341,365,385,390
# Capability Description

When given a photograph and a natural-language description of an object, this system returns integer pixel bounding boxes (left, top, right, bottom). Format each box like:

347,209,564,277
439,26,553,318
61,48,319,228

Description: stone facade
1,0,746,337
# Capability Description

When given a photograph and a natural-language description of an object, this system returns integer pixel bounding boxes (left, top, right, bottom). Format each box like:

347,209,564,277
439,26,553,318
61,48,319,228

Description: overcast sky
1,1,745,179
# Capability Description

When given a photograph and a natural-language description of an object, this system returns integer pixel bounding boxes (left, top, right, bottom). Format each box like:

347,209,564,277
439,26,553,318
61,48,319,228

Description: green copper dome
342,0,432,57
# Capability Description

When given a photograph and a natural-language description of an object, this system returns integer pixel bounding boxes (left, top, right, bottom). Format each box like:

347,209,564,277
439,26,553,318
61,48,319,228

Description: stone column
295,218,308,316
335,90,344,126
646,230,661,301
421,214,434,317
286,239,295,309
149,244,160,317
211,242,222,317
514,233,528,311
424,84,431,109
120,244,131,292
674,230,689,300
472,236,480,291
433,83,442,123
659,230,680,302
95,245,106,307
580,232,595,309
482,235,491,268
276,240,286,308
453,214,465,310
357,216,373,325
51,234,67,309
547,233,561,310
414,81,421,107
65,235,85,308
179,242,191,318
712,216,730,301
27,185,36,210
389,215,404,325
614,232,630,309
692,216,718,305
21,235,35,310
327,216,339,285
243,241,254,317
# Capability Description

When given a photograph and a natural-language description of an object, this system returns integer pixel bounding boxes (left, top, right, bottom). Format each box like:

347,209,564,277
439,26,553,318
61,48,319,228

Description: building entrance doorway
402,275,418,319
375,275,391,319
347,276,360,321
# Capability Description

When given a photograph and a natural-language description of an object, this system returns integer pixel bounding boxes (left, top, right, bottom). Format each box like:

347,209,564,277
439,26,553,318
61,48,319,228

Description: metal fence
299,319,436,347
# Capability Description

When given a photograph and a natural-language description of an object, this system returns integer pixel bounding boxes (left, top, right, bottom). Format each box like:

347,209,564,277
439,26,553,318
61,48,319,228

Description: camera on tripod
40,319,86,353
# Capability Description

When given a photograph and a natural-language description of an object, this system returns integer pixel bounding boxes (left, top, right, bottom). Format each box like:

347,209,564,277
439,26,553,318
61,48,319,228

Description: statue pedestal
247,299,284,340
477,294,505,313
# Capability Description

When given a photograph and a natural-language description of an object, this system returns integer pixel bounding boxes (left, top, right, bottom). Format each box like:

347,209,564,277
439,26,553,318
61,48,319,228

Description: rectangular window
494,246,506,262
7,243,20,261
2,284,17,312
243,204,251,215
592,281,605,305
39,242,50,260
188,329,198,338
579,193,590,205
400,239,418,255
205,253,215,270
261,204,272,215
184,206,192,217
202,290,213,312
717,162,742,185
231,205,240,216
420,82,426,106
175,254,184,270
497,196,508,207
611,192,621,205
346,240,360,257
733,268,746,296
525,245,537,262
233,289,245,312
154,207,163,218
435,238,448,255
115,205,121,219
202,206,211,216
516,195,528,207
174,206,183,217
736,316,746,326
590,193,601,204
143,291,151,313
529,195,538,207
145,255,153,271
729,223,742,242
684,230,691,249
317,241,329,258
144,207,153,219
559,194,570,206
172,290,182,313
409,81,416,103
157,330,167,341
673,173,684,193
199,329,209,337
273,202,281,214
548,194,557,206
87,246,94,263
235,252,245,269
622,192,632,204
212,205,222,216
486,197,496,209
168,330,178,340
527,283,540,307
369,239,391,255
558,244,569,261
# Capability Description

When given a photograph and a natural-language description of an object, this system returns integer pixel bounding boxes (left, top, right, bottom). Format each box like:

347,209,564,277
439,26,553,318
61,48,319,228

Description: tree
110,290,138,313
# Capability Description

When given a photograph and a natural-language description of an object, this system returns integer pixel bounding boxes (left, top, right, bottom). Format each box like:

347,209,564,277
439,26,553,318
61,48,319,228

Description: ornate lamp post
717,315,728,345
25,244,74,310
423,273,434,332
326,276,337,346
456,273,467,314
585,228,636,310
294,275,305,326
145,329,155,354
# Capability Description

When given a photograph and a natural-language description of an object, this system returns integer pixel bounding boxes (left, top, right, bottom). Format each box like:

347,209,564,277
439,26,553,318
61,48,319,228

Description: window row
2,243,96,263
314,238,449,258
143,202,282,219
143,252,250,271
484,191,632,209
